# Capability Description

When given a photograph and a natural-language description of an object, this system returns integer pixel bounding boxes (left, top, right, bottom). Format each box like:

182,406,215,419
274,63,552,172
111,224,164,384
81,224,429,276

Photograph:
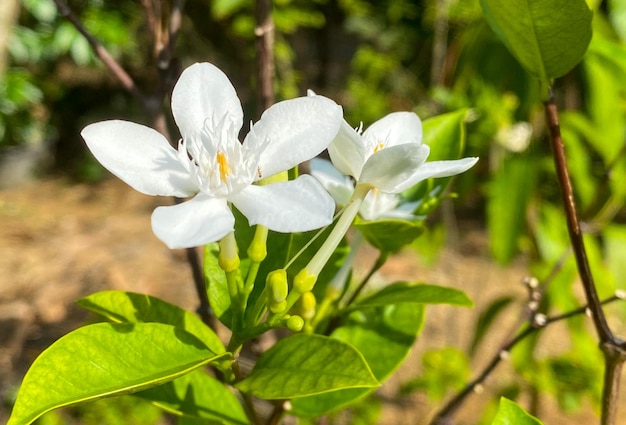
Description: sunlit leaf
291,304,423,416
491,397,543,425
353,217,424,252
136,369,249,425
235,334,379,399
77,290,225,355
8,323,228,425
351,282,473,310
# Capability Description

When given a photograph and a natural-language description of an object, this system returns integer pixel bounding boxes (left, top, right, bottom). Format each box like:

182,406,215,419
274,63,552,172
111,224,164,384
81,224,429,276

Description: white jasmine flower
81,62,343,249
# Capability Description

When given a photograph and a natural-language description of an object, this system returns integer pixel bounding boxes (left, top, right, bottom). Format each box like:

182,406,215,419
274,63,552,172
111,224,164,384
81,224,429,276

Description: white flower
309,158,421,221
81,62,343,249
328,111,479,193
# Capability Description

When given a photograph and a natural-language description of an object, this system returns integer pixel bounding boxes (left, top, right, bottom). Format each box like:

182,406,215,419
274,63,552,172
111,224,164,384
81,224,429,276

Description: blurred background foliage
3,0,626,423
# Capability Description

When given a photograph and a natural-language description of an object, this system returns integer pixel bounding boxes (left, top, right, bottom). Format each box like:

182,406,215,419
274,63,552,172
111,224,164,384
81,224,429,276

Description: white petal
360,144,430,193
151,194,234,249
246,96,343,179
81,120,197,197
360,190,400,221
309,158,354,206
401,157,479,185
327,120,367,178
171,62,243,139
229,175,334,232
362,111,422,149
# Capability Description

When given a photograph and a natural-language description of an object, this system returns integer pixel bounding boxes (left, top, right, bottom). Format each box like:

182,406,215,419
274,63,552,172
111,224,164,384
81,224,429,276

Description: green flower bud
293,269,317,294
269,300,287,314
287,315,304,332
267,269,288,303
299,291,316,320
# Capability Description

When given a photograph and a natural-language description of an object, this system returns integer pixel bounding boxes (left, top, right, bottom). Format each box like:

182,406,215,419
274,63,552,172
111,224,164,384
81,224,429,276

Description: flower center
217,151,231,183
373,142,385,153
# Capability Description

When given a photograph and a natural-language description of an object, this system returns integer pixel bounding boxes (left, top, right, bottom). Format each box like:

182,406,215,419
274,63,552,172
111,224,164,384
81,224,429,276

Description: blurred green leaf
487,154,537,264
469,296,515,355
490,398,543,425
353,216,424,252
235,334,379,399
8,323,228,425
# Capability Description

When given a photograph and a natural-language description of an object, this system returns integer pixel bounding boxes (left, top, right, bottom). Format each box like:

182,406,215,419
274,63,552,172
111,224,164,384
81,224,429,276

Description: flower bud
267,269,288,303
299,291,316,320
287,315,304,332
293,269,317,293
269,300,287,314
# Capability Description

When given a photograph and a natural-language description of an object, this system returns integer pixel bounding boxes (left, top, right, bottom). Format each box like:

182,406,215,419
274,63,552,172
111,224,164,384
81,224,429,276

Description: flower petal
360,190,400,221
151,194,234,249
399,157,479,186
171,62,243,139
229,175,335,232
246,96,343,179
81,120,197,197
362,111,422,150
309,158,354,206
327,120,367,178
359,144,430,193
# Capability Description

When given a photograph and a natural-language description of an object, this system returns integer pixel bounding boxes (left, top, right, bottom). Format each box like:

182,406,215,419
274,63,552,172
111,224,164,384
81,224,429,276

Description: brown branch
543,91,616,345
255,0,275,112
53,0,147,105
429,295,623,425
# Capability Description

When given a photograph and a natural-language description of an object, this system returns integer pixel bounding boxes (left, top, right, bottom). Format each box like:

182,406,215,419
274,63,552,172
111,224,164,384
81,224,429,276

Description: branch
53,0,147,105
255,0,275,112
429,294,624,425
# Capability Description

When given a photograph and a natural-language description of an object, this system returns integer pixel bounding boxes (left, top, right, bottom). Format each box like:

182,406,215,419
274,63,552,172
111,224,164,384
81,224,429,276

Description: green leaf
469,296,515,355
235,334,379,399
352,282,473,310
487,154,537,264
491,398,543,425
136,369,249,425
204,243,233,328
291,304,423,417
480,0,592,82
8,323,228,425
353,216,424,252
77,290,225,355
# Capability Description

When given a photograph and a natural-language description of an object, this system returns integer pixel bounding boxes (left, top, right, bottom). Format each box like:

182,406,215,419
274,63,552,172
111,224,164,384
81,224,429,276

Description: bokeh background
2,0,626,424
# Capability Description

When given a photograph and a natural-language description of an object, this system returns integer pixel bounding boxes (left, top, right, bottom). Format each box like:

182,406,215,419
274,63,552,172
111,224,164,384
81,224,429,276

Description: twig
429,295,623,425
544,89,626,425
53,0,147,105
255,0,275,112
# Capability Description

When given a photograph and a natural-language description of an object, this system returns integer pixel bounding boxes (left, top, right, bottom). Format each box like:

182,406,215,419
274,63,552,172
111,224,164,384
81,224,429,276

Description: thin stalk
255,0,275,112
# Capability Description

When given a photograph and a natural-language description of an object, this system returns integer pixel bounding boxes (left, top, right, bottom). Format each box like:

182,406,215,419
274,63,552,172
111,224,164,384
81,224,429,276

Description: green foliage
349,282,473,310
401,347,470,400
490,398,543,425
235,334,379,399
8,323,228,425
291,303,424,416
480,0,592,84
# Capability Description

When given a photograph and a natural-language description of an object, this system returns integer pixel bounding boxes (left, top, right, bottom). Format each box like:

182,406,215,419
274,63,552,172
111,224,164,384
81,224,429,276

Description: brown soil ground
0,177,621,424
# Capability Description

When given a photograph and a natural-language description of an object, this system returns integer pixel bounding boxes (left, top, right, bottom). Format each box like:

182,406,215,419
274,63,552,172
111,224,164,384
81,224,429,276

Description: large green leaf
8,323,228,425
204,243,233,328
291,304,424,416
491,398,543,425
235,334,379,399
353,217,424,253
136,369,249,425
77,290,225,355
351,282,473,310
480,0,592,82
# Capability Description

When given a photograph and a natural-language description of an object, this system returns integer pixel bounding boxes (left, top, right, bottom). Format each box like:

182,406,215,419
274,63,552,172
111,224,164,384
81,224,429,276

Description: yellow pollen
217,151,231,183
373,142,385,153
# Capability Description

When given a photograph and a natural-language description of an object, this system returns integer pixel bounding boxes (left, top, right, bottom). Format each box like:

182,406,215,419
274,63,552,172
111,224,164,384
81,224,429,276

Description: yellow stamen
373,142,385,153
217,151,231,183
